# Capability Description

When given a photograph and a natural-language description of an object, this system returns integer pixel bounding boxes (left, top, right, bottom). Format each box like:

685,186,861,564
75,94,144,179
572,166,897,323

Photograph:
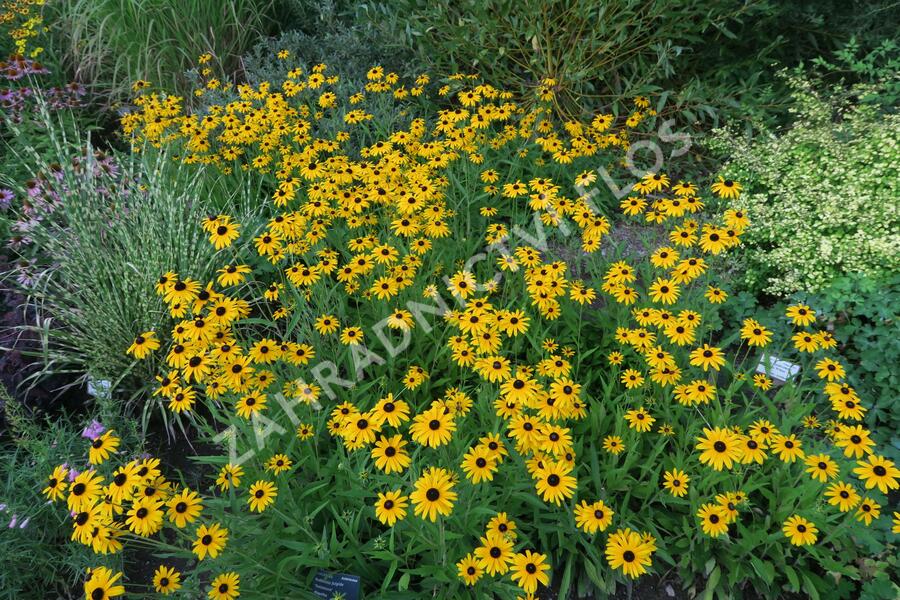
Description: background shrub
810,276,900,445
711,71,899,297
364,0,746,117
357,0,900,130
720,276,900,449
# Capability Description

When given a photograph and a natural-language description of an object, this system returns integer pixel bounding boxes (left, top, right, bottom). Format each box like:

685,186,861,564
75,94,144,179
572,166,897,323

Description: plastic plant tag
312,570,361,600
755,354,800,383
87,377,111,398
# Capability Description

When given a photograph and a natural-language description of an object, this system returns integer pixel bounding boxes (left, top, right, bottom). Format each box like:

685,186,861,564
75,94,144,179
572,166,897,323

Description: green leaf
802,575,821,600
750,558,775,585
785,565,800,591
702,566,721,600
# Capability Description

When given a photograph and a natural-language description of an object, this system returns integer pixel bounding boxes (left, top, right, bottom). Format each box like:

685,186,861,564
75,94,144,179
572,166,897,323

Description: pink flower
82,420,106,439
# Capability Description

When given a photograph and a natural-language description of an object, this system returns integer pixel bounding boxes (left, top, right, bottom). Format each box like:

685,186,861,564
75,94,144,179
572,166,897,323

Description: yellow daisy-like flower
153,565,182,595
43,465,69,501
166,487,203,527
624,407,655,432
602,435,625,455
696,427,743,471
534,460,577,505
697,503,729,538
410,467,457,521
89,430,120,465
340,326,364,345
127,331,160,359
711,176,742,199
193,523,228,560
216,464,243,491
573,499,614,534
208,572,240,600
510,550,551,594
605,528,654,578
84,566,125,599
248,480,278,512
265,453,293,475
782,515,817,546
374,489,408,526
456,552,483,586
662,468,689,497
853,454,900,494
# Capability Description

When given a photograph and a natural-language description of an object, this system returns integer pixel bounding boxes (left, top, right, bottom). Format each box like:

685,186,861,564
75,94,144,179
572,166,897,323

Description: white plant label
87,378,112,398
756,354,800,382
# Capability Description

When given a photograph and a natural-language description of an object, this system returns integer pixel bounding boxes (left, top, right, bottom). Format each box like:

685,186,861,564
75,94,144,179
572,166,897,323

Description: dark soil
0,256,89,430
121,422,220,587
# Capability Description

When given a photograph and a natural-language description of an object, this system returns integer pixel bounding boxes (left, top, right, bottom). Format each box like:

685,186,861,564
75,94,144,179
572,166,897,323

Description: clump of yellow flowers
43,55,900,599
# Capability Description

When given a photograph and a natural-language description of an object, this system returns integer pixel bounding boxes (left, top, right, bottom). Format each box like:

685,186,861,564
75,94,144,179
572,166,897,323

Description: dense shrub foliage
713,74,899,297
724,276,900,448
363,0,900,128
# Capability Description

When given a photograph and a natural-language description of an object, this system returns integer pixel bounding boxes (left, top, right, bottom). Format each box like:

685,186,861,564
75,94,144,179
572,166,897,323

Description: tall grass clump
366,0,736,117
1,102,259,420
45,0,276,107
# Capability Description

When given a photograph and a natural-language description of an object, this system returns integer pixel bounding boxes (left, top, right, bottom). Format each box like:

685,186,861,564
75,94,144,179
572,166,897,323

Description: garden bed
1,2,898,600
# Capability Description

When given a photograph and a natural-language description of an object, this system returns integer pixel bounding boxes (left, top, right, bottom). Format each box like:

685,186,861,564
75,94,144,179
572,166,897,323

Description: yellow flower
855,498,880,526
602,435,625,455
84,567,125,599
216,464,243,491
374,489,408,526
166,487,203,527
786,304,816,326
825,481,860,512
662,469,689,497
696,427,743,471
624,407,655,432
127,331,160,359
711,176,742,199
697,503,729,537
510,550,550,594
605,528,654,578
153,565,182,595
43,465,69,501
853,454,900,494
340,326,364,345
193,523,228,560
534,460,577,505
208,572,240,600
410,467,457,521
782,515,817,546
573,499,614,534
456,553,483,586
89,430,120,465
